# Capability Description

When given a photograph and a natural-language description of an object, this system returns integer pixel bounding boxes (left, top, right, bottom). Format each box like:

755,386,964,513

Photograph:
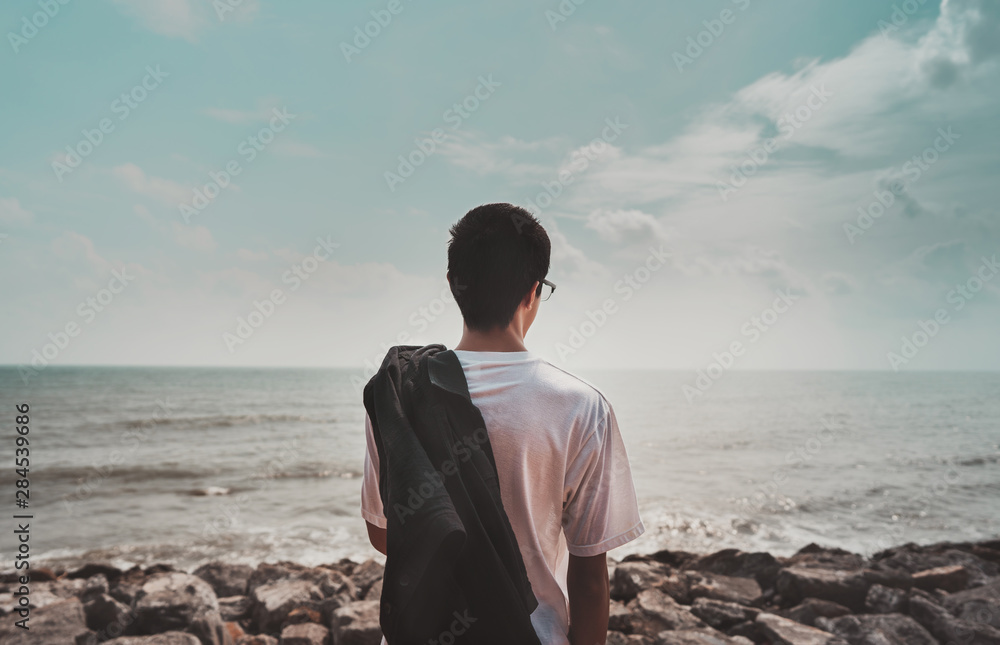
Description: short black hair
447,203,551,331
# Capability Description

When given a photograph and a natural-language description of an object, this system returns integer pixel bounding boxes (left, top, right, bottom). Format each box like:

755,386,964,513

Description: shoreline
1,537,998,644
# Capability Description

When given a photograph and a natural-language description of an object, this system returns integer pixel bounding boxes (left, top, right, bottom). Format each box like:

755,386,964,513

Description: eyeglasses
535,278,557,301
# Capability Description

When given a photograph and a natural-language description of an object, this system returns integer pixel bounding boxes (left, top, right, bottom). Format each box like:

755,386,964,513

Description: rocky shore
2,538,999,645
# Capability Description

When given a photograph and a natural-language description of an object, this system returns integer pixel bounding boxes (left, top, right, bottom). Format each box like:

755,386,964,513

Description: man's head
447,203,551,332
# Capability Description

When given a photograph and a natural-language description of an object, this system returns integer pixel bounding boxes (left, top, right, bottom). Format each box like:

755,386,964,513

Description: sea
1,366,997,574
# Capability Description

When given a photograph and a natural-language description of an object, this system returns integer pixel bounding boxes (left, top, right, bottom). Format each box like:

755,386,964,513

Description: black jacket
363,344,542,645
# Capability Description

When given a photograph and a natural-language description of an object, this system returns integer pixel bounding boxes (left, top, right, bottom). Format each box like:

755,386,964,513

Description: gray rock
653,628,753,644
82,574,111,600
235,636,279,645
780,598,852,627
194,563,254,599
134,572,231,645
361,578,382,602
756,612,849,645
250,579,324,635
68,563,124,582
348,560,384,600
786,544,866,571
912,564,970,592
83,592,134,638
105,634,203,645
686,572,762,607
909,591,1000,645
689,549,782,590
609,599,632,632
626,589,706,634
280,622,329,645
776,566,871,612
218,596,251,622
943,576,1000,629
871,544,999,588
607,632,654,645
689,598,756,631
865,584,909,614
817,613,937,645
0,597,98,645
329,599,382,645
612,561,673,602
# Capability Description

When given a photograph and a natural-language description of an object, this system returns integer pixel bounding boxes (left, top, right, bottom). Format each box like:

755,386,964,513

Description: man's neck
454,326,528,352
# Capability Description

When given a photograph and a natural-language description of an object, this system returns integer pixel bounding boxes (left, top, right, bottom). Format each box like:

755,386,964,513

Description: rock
349,560,384,600
817,613,937,645
687,572,762,607
362,579,382,602
0,597,98,645
626,589,706,634
329,599,381,645
724,621,759,642
690,550,782,590
653,628,753,644
105,634,203,645
236,636,279,645
912,564,970,592
111,567,149,607
250,580,324,635
943,576,1000,629
219,596,251,622
612,561,673,602
786,544,865,571
280,622,329,645
194,563,254,598
146,564,177,576
248,564,310,594
32,567,60,581
226,622,245,642
779,598,851,627
83,592,134,637
134,572,231,645
909,591,1000,645
689,598,756,631
609,600,632,632
608,632,654,645
871,543,999,587
68,563,124,582
865,583,909,614
775,567,870,612
756,612,848,645
283,606,321,626
644,550,701,570
81,574,111,600
861,568,913,591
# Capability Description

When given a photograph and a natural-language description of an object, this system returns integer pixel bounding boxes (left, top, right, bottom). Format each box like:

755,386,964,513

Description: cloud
237,248,269,261
114,164,189,206
135,204,216,252
585,209,667,244
0,198,34,226
113,0,207,41
272,141,328,159
203,97,283,124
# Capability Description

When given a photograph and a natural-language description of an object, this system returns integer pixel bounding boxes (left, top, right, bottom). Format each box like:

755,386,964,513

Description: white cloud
114,164,189,205
135,204,216,252
113,0,206,41
272,141,328,159
0,198,34,226
237,248,269,261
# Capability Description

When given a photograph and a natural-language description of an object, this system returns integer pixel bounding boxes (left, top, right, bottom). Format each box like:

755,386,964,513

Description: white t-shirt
360,349,644,645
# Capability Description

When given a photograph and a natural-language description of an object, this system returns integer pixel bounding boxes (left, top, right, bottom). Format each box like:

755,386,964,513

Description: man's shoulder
531,358,612,413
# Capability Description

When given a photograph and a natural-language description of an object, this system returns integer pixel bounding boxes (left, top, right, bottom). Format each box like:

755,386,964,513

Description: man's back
362,348,644,644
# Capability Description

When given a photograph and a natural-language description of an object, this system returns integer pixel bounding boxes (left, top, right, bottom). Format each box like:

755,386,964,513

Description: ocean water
0,366,997,573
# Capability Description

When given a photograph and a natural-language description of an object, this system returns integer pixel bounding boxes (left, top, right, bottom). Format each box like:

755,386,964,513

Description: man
361,203,644,644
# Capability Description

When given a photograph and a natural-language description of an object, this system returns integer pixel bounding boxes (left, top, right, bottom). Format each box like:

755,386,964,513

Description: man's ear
523,281,540,307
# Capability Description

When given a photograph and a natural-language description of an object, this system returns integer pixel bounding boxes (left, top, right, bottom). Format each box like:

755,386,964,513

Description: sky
1,0,998,372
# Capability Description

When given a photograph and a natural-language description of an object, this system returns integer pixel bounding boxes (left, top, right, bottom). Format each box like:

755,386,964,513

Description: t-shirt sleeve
360,411,388,529
562,400,645,557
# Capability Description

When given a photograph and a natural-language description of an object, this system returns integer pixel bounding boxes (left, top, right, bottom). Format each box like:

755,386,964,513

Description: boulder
779,598,851,627
625,589,706,634
0,597,98,645
612,561,673,602
689,550,781,590
68,563,125,582
111,567,150,607
349,560,384,600
912,564,970,592
608,632,654,645
861,568,912,591
871,543,999,587
686,572,761,607
775,567,870,611
689,598,756,631
83,592,134,637
219,596,251,622
755,612,848,645
865,584,908,614
133,572,231,645
235,636,279,645
248,563,311,594
362,579,382,602
653,628,753,644
82,574,111,600
329,599,381,645
943,576,1000,629
609,600,632,632
785,544,865,571
909,591,1000,645
225,622,245,642
280,622,329,645
194,563,254,599
105,634,203,645
817,613,937,645
250,580,324,635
